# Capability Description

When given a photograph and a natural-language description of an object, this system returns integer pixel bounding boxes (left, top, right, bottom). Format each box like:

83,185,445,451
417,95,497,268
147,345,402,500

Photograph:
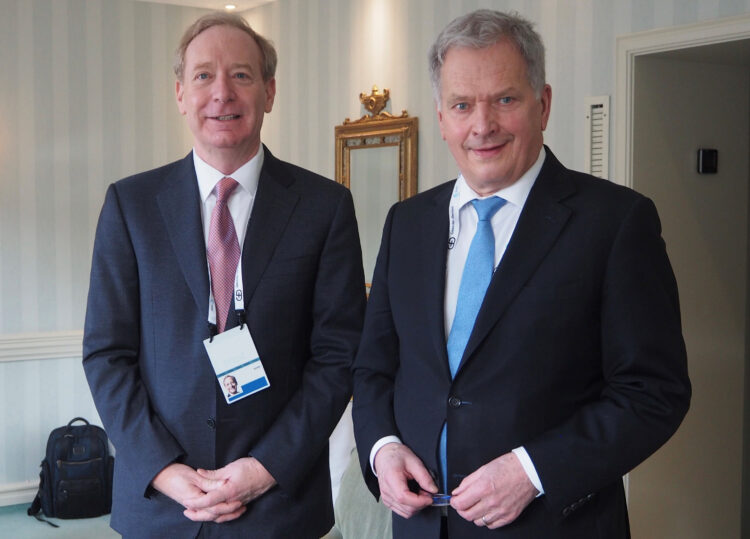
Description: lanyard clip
237,310,246,330
207,322,218,343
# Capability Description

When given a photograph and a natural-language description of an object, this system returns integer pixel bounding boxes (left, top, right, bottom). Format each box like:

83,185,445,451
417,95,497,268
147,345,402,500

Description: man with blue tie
352,9,690,538
83,12,365,538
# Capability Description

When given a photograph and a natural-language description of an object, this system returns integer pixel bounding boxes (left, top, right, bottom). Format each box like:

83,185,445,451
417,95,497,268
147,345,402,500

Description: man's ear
176,79,186,115
539,84,551,131
264,77,276,113
436,101,446,141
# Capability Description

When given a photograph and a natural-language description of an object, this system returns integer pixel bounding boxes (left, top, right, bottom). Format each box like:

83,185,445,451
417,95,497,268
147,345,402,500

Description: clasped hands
151,457,276,523
373,443,538,529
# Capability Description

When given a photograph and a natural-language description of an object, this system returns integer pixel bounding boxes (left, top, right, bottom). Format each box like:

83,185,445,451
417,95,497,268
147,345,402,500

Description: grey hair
174,12,277,82
428,9,546,104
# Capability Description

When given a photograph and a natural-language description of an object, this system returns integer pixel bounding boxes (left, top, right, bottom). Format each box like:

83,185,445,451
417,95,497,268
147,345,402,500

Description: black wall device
697,149,718,174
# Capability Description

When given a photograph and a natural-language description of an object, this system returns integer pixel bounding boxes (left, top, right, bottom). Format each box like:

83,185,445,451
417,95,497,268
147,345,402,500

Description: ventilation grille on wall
584,96,610,180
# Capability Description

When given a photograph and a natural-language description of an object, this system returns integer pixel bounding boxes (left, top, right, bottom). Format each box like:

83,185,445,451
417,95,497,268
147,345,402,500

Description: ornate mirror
335,86,418,285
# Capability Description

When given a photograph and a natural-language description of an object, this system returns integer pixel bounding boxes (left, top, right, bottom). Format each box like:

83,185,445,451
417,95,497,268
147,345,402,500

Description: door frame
614,13,750,189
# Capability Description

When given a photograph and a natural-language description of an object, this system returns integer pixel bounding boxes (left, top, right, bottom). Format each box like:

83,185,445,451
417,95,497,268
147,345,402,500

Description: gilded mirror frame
334,87,418,201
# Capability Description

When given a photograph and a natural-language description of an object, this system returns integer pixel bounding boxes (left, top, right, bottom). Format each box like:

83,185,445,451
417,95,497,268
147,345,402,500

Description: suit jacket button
206,418,216,429
448,396,462,408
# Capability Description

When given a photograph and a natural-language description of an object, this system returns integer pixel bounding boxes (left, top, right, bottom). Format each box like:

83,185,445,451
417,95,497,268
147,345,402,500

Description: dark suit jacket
83,147,366,538
352,148,690,538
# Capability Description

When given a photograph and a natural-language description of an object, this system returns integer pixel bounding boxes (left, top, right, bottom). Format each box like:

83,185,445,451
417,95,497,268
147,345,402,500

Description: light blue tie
439,196,506,493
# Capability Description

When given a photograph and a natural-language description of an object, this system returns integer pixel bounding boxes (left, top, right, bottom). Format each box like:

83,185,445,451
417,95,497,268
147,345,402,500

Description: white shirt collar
454,146,545,209
193,148,264,202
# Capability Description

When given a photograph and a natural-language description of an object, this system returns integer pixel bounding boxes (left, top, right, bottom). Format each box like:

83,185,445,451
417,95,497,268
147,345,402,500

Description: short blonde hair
174,12,277,82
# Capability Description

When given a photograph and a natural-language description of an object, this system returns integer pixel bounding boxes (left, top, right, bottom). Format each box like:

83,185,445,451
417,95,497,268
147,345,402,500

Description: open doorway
616,16,750,539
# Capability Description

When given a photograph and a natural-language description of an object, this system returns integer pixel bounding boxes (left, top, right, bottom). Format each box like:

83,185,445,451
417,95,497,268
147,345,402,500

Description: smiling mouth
211,114,241,121
471,143,506,156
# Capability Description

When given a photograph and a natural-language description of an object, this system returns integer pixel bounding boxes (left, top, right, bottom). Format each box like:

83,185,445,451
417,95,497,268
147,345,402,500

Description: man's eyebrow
229,62,255,71
445,86,520,102
444,92,470,103
187,62,256,73
187,62,213,72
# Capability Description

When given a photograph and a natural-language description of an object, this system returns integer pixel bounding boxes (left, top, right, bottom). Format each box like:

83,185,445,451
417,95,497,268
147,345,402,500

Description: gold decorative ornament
335,88,418,200
344,85,410,124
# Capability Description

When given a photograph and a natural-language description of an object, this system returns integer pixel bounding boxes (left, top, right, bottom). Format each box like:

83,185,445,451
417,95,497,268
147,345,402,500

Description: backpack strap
27,492,59,528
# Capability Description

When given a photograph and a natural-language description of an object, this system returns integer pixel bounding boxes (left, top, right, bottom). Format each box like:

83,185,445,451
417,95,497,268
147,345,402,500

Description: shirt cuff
369,435,403,476
512,446,545,496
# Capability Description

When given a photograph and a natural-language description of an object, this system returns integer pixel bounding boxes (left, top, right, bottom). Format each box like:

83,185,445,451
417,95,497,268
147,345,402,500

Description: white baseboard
0,331,83,363
0,481,38,507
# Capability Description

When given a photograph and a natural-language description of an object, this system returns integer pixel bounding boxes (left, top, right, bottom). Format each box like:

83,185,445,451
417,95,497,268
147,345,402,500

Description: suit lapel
457,150,575,374
241,147,300,303
423,185,453,377
157,153,210,315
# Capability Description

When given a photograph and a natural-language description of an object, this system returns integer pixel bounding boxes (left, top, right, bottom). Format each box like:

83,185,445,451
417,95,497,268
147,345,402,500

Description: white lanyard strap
207,260,244,327
448,181,462,249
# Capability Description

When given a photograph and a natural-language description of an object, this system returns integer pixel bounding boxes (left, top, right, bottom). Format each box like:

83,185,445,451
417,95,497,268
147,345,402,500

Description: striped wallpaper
252,0,750,187
2,0,750,506
0,0,207,503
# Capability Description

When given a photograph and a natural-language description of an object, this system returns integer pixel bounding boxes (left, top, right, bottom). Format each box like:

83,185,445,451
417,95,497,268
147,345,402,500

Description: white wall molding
0,480,37,506
0,331,83,363
615,13,750,188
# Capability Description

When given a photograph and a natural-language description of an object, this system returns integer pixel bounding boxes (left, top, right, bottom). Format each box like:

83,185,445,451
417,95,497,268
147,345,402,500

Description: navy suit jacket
83,147,366,538
352,148,690,538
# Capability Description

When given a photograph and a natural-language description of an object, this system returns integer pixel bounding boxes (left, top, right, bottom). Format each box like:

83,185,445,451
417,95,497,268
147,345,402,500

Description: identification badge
203,325,270,404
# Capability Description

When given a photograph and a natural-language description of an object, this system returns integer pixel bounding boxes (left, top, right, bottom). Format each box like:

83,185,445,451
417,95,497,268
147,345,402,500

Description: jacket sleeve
351,204,402,497
524,196,691,514
82,184,184,498
249,187,367,494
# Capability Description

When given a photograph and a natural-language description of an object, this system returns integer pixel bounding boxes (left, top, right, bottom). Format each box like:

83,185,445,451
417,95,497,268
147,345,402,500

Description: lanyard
448,181,462,249
207,259,245,337
448,182,503,272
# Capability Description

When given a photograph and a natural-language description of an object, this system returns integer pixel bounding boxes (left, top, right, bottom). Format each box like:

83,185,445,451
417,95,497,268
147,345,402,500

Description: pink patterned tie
207,177,241,333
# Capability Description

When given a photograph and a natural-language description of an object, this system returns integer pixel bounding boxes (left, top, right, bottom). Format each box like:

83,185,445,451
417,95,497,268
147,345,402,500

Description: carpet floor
0,504,118,538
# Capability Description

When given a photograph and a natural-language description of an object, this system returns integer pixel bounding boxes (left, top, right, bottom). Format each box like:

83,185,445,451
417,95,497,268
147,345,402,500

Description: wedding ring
481,515,490,526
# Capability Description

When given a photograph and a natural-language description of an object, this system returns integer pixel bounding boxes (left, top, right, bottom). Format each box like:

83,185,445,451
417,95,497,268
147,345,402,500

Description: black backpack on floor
28,417,114,525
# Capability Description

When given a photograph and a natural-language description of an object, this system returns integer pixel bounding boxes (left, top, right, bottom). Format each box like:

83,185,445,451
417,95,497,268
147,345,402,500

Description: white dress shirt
193,148,264,249
371,147,546,496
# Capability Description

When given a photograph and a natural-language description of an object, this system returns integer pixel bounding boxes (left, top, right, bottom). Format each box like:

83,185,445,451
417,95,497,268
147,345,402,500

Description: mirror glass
335,87,418,286
350,145,399,282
